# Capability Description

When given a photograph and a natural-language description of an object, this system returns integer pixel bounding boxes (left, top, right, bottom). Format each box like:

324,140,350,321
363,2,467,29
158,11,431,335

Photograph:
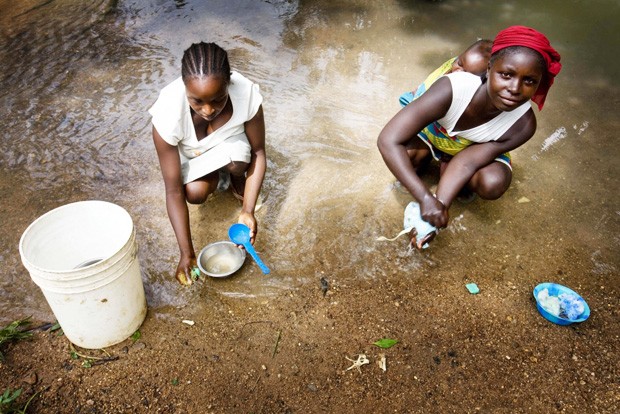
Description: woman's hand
238,211,257,245
409,227,438,250
175,253,200,286
419,194,449,229
153,126,199,286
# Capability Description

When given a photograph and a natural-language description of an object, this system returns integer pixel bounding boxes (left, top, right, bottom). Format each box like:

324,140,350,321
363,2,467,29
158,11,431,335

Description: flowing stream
1,0,617,318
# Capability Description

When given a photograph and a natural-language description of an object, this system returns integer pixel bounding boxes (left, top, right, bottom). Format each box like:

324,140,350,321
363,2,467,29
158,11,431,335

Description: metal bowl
197,241,246,278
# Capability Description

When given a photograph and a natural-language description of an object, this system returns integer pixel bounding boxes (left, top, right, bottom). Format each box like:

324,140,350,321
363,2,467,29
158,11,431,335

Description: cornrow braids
181,42,231,83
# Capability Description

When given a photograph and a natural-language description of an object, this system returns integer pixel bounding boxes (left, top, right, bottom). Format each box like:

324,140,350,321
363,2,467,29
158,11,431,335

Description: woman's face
487,50,544,111
185,75,229,121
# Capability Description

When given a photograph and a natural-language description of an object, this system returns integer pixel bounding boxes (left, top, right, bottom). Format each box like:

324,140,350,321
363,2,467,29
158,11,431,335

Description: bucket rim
25,228,136,281
19,200,133,275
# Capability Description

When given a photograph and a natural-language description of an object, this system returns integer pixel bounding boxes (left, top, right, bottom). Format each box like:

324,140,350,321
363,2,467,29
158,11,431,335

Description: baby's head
451,39,493,75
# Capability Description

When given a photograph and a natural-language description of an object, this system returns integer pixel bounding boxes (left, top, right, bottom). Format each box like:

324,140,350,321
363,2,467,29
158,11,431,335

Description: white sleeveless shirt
438,72,532,143
148,71,263,159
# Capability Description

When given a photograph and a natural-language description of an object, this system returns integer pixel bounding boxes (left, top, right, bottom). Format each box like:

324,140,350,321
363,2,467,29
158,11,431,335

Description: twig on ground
68,343,115,363
24,322,54,332
272,330,281,358
250,374,261,392
90,356,119,366
21,385,50,413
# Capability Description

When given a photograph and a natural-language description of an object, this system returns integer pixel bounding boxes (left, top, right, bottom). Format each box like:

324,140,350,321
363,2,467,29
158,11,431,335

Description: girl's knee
473,165,511,200
406,148,430,170
185,173,218,204
186,187,208,204
225,161,249,176
477,181,508,200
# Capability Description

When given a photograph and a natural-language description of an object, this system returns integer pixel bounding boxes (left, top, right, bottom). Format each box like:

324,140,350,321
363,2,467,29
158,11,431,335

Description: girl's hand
175,254,200,286
238,211,257,245
420,194,449,229
409,227,438,250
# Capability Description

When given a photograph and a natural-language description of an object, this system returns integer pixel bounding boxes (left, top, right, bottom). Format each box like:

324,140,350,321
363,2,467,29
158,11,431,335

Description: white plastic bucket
19,200,147,349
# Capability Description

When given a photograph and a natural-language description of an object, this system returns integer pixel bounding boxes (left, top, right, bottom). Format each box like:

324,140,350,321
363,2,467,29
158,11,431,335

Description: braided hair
181,42,231,83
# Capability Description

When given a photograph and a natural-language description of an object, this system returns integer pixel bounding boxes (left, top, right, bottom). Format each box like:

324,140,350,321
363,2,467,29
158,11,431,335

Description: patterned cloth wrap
398,57,511,168
399,57,456,107
418,119,512,168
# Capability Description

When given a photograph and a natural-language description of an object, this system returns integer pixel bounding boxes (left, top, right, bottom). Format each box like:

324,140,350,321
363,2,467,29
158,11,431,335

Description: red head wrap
491,25,562,110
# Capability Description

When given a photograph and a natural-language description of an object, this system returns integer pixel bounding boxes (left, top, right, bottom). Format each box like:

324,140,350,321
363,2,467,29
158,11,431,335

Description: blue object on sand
465,283,480,294
403,202,437,249
228,223,270,274
533,283,590,325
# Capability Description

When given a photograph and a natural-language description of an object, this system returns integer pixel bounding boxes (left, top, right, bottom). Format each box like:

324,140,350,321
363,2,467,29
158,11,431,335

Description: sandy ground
1,187,619,413
1,1,619,413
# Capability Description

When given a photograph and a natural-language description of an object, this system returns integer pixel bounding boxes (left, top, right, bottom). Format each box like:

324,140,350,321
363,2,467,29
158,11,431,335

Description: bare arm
238,105,267,244
377,77,453,228
152,126,196,285
436,109,537,207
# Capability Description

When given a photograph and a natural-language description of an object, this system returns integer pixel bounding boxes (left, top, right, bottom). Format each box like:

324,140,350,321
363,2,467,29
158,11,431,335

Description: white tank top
438,72,532,143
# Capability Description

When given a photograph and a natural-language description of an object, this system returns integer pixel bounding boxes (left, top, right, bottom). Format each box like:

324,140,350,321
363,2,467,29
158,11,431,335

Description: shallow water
1,0,618,319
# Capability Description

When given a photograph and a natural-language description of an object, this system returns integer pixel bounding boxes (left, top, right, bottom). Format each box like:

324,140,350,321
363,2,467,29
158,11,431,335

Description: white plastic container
19,200,147,349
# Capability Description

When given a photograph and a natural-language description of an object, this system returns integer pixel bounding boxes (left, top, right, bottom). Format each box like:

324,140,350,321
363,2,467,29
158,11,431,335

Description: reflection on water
1,0,618,317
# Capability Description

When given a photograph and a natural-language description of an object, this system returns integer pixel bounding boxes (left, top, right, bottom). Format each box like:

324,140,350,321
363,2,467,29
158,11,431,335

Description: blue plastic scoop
228,223,270,274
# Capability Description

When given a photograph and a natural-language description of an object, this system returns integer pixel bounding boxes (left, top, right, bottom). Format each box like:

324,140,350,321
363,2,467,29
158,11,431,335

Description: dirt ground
1,247,618,413
1,1,619,413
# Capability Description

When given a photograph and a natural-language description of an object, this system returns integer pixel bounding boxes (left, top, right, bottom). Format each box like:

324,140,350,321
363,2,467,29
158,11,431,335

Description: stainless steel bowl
197,241,246,278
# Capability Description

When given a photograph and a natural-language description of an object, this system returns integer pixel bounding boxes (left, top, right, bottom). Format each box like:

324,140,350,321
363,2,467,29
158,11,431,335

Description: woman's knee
225,161,249,176
405,148,430,171
472,165,512,200
185,185,208,204
185,173,218,204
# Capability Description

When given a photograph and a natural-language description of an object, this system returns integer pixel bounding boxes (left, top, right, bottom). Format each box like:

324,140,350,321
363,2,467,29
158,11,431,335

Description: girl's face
185,75,229,121
486,50,544,111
